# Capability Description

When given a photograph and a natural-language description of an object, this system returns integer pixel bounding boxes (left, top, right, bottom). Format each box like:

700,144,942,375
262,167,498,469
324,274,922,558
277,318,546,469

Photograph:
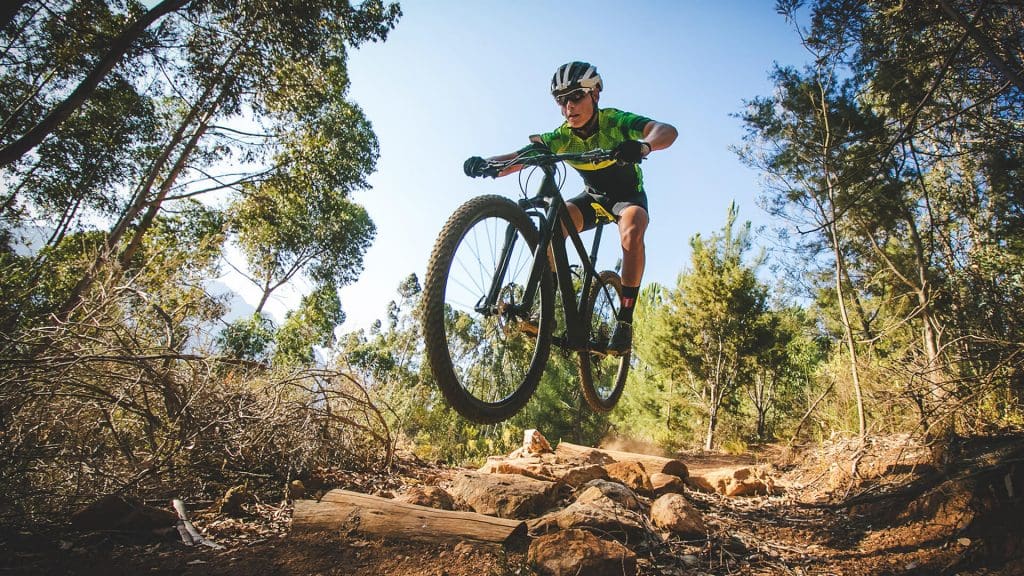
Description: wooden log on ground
556,442,689,479
292,489,528,547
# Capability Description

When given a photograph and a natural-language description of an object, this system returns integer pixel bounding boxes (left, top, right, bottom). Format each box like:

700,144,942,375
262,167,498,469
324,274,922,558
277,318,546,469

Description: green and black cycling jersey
533,107,652,197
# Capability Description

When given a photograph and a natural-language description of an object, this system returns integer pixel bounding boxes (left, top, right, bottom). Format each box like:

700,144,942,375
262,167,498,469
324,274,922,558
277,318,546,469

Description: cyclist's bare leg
605,204,647,352
617,205,648,288
564,202,584,234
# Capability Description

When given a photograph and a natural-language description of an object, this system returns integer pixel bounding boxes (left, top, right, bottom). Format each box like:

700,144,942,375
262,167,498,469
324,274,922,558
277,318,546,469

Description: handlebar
486,149,618,172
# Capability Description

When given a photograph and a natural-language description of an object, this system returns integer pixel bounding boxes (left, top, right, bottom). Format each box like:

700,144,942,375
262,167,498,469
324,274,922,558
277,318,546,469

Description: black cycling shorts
566,188,649,231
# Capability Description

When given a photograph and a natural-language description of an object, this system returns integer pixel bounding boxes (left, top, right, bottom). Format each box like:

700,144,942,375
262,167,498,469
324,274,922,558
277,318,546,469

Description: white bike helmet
550,61,603,97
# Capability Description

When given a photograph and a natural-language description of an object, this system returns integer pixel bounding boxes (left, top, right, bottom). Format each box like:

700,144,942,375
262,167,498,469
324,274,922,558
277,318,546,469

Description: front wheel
422,195,554,424
578,270,630,412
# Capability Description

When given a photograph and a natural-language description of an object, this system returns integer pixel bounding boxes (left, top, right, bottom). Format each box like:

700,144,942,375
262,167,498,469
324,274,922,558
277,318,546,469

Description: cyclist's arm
639,120,678,155
484,136,548,177
481,151,523,177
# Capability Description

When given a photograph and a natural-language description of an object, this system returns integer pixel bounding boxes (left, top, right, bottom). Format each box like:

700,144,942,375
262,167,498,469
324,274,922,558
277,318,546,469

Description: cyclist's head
551,61,601,129
550,61,602,100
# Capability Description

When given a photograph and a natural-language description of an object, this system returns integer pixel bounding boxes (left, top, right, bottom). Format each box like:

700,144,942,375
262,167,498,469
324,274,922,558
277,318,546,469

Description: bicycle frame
479,163,616,352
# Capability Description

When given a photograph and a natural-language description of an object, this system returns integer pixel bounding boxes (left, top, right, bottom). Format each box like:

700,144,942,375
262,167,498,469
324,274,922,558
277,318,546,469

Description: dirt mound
842,435,1024,574
2,434,1023,575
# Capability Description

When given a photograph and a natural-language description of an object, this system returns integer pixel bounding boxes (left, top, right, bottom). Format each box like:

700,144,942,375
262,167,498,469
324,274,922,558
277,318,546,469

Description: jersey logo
591,202,616,224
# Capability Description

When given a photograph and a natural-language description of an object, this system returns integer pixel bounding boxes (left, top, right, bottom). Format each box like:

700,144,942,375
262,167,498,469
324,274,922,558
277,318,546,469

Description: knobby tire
422,195,554,424
578,270,630,412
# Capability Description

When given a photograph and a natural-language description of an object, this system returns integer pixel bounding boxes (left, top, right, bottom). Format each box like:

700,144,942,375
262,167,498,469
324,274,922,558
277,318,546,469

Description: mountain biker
463,61,677,355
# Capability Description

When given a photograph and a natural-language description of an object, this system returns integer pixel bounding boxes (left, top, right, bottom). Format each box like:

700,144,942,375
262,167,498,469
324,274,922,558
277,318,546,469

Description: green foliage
219,314,276,363
742,0,1024,437
0,0,403,526
643,204,773,449
612,284,703,452
273,284,345,366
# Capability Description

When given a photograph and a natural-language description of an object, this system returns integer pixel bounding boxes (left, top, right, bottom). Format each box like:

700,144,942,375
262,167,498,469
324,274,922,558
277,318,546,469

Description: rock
684,474,717,493
528,528,637,576
478,456,556,481
686,466,776,497
557,464,610,488
393,486,455,510
450,472,556,519
559,442,688,479
219,485,255,517
576,480,643,511
507,429,554,459
604,461,653,496
288,480,306,500
530,498,656,544
70,494,177,532
725,467,776,497
650,472,686,496
649,493,706,537
554,443,616,466
524,428,554,454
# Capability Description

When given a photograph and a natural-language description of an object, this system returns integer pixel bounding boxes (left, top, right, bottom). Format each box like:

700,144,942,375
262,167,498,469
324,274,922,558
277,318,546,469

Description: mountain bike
422,149,632,424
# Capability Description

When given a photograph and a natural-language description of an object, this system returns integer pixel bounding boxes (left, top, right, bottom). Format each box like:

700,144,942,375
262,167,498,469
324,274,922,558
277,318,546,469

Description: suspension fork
475,167,560,317
476,221,522,315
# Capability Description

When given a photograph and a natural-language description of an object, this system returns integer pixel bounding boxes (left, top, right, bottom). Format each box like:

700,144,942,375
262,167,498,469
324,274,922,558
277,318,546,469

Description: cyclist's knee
618,209,648,249
620,229,645,252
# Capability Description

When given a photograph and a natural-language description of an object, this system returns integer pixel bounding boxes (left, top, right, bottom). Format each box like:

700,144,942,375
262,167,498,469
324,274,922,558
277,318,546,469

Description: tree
1,1,400,334
743,1,1024,443
614,283,703,451
274,284,345,366
0,0,192,168
647,203,772,450
747,304,826,440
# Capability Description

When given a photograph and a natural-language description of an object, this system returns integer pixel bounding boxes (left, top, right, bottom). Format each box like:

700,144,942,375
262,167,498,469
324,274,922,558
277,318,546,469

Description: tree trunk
292,489,528,547
704,403,718,451
117,107,217,269
554,442,689,478
0,0,193,168
53,48,236,322
831,223,866,437
936,0,1024,93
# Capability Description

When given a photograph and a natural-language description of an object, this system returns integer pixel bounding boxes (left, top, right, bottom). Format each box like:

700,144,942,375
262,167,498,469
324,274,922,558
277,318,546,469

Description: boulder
450,472,556,519
650,493,706,537
687,466,776,497
530,498,656,544
524,428,553,454
650,472,686,496
554,443,616,467
556,464,610,488
478,456,556,481
393,486,455,510
528,529,637,576
604,461,653,496
558,442,688,479
507,428,555,459
576,480,644,511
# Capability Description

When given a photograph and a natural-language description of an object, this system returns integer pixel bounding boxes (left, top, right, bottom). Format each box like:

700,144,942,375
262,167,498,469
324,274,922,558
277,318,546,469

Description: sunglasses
555,89,590,107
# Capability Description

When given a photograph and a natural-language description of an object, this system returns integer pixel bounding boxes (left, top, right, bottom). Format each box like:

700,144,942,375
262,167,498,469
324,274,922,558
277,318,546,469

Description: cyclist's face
558,89,596,128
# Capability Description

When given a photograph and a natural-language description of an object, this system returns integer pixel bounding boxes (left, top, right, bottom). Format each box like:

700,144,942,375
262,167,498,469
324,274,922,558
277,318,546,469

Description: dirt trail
2,434,1022,575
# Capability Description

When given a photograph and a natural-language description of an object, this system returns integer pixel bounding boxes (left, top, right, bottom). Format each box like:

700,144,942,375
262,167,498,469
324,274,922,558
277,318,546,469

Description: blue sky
244,2,813,332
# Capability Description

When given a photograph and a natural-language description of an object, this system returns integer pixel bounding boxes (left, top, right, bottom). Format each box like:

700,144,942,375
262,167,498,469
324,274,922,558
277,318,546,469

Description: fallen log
556,442,689,479
292,489,528,547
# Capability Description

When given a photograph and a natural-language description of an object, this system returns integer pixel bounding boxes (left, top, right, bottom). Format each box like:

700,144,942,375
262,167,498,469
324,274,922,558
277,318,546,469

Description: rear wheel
422,195,554,423
578,270,629,412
